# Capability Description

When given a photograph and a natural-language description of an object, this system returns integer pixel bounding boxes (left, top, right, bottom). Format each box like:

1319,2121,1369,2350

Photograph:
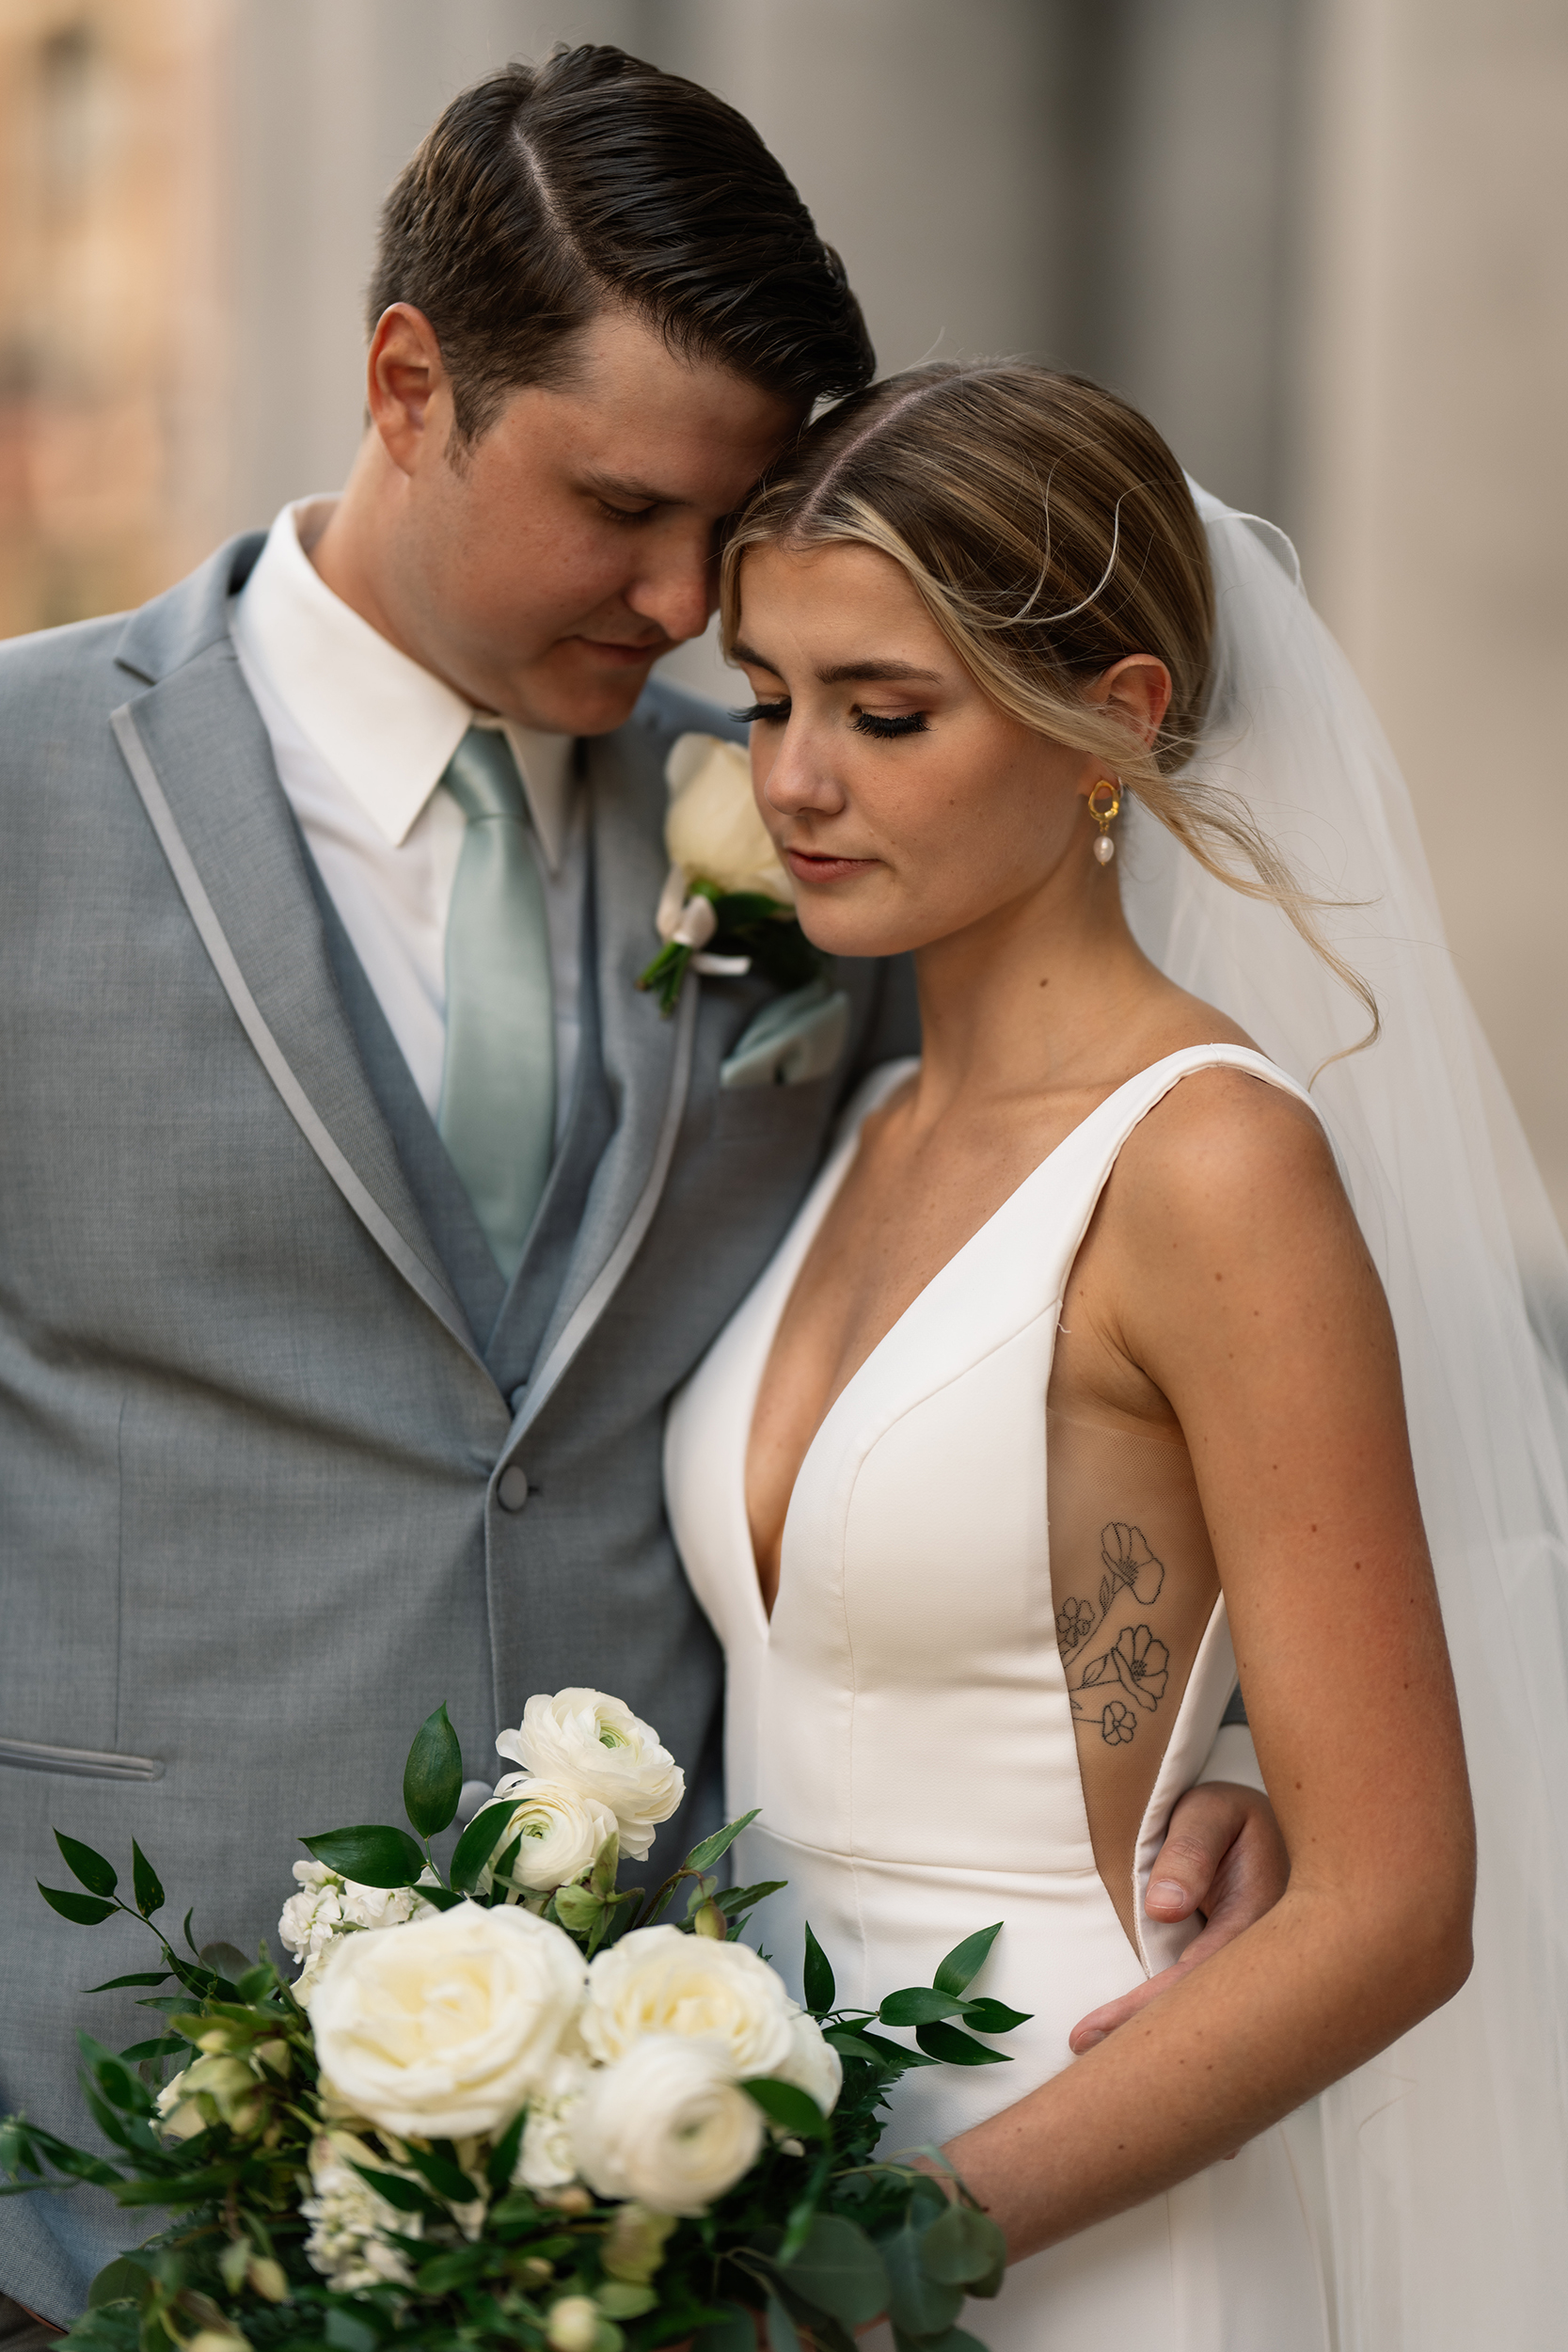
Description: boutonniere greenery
637,735,823,1015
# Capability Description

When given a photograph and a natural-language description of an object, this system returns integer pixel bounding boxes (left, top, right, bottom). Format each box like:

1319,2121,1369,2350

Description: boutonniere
636,734,824,1015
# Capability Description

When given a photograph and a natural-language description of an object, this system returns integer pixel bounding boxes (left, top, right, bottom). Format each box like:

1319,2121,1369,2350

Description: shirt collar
230,496,575,870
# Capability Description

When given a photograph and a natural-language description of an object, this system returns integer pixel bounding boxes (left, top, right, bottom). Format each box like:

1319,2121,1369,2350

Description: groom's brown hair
370,44,874,446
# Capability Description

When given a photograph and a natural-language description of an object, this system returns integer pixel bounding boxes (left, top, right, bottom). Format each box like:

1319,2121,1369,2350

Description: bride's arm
944,1069,1474,2258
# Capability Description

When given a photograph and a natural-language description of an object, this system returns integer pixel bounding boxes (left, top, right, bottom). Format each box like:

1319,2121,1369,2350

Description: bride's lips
784,846,879,885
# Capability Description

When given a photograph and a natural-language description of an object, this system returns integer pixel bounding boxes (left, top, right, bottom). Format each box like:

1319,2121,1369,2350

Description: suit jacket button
497,1466,530,1513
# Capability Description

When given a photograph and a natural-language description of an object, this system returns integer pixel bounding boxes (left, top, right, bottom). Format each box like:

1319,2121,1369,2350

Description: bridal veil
1121,487,1568,2349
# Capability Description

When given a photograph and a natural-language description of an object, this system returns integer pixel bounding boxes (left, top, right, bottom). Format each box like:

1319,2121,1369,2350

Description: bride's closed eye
854,709,927,739
732,698,790,725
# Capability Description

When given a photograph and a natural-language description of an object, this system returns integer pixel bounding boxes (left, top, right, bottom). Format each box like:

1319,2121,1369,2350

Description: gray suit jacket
0,534,918,2318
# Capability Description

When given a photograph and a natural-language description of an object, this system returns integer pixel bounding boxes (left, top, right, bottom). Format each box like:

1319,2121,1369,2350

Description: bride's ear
1085,654,1172,751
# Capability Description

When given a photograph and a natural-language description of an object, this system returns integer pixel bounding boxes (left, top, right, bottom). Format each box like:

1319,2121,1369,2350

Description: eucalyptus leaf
918,2202,1007,2288
198,1944,251,1987
325,2309,382,2352
802,1923,836,2017
404,1703,463,1839
87,2259,150,2310
765,2296,801,2352
682,1808,761,1874
913,2020,1010,2067
882,2227,963,2339
55,1833,119,1899
692,2306,755,2352
300,1824,427,1889
781,2214,887,2328
932,1923,1003,1998
39,1884,116,1927
130,1843,165,1919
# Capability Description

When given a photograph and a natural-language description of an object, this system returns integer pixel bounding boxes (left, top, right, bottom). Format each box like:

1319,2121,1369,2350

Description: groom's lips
784,847,879,884
566,634,668,667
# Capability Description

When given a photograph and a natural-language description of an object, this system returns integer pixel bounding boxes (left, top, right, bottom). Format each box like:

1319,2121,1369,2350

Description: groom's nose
623,531,716,649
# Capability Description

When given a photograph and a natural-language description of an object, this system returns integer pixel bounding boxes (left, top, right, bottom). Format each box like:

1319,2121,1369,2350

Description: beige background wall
1,0,1564,1225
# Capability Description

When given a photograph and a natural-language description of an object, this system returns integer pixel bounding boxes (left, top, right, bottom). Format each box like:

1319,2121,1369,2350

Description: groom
0,46,1282,2328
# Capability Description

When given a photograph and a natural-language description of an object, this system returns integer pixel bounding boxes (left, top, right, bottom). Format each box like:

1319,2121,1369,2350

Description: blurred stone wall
0,0,1563,1225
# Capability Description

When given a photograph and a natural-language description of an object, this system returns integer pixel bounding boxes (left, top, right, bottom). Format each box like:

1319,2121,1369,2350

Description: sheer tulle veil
1123,485,1568,2347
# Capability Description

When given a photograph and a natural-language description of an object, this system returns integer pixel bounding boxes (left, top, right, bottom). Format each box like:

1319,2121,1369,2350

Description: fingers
1143,1780,1259,1921
1068,1959,1191,2053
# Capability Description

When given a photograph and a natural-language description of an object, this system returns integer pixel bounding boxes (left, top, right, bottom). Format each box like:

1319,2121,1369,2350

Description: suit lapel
513,720,697,1436
112,640,487,1378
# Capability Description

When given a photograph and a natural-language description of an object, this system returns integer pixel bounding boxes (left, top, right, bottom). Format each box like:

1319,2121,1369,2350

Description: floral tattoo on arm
1057,1522,1171,1746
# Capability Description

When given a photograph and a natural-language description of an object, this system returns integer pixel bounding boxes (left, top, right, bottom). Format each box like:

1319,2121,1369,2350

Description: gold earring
1087,778,1121,865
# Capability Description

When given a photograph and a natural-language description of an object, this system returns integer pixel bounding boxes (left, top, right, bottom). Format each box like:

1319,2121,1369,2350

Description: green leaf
83,1973,170,1994
486,2106,527,2197
879,1989,974,2028
717,1880,788,1917
55,1832,119,1899
913,2020,1011,2067
932,1923,1003,1998
917,2202,1007,2288
300,1824,427,1888
881,2227,963,2339
958,1997,1032,2035
591,1831,621,1898
420,1883,465,1913
693,2308,757,2352
415,2248,484,2295
824,2026,936,2070
741,2077,829,2140
87,2258,151,2310
897,2331,989,2352
802,1923,836,2018
39,1883,117,1927
197,1943,251,1987
682,1808,761,1874
554,1880,605,1934
404,2139,478,2205
782,2214,888,2328
325,2310,382,2352
596,2283,657,2319
347,2161,432,2214
765,2296,801,2352
116,2037,186,2064
450,1801,515,1893
404,1702,464,1839
130,1844,165,1918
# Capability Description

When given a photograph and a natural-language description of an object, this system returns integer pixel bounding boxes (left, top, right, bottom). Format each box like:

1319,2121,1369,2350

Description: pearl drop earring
1087,778,1121,865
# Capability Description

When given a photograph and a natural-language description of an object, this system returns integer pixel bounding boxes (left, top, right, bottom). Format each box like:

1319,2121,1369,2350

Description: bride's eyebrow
816,660,942,685
730,640,784,676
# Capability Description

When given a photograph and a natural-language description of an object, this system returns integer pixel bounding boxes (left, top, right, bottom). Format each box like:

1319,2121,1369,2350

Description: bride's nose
758,726,848,818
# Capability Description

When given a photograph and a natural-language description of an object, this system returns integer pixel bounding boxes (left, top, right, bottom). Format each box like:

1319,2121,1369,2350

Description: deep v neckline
743,1046,1265,1634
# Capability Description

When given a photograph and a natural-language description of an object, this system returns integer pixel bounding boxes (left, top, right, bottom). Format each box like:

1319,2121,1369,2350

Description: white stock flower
495,1691,684,1865
487,1780,618,1894
773,2009,844,2116
579,1925,796,2077
310,1901,586,2139
664,735,792,904
278,1860,437,2003
515,2051,591,2192
301,2131,420,2292
569,2036,765,2217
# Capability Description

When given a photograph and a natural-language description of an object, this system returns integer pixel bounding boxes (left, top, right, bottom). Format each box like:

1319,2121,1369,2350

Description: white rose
301,2131,421,2292
516,2051,591,2192
664,734,792,904
495,1690,684,1865
310,1901,586,2139
484,1780,618,1894
773,2009,844,2116
569,2036,764,2217
279,1860,437,2003
579,1924,796,2077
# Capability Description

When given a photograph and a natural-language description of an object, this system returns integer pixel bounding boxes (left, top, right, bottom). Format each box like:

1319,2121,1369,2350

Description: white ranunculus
310,1901,586,2140
569,2036,765,2217
278,1860,438,2003
484,1780,618,1894
664,734,793,905
301,2131,421,2292
773,2008,844,2116
495,1690,684,1865
579,1924,796,2077
515,2050,591,2192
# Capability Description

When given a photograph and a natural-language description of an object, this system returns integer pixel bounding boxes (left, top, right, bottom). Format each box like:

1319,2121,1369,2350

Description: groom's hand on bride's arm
1067,1781,1289,2054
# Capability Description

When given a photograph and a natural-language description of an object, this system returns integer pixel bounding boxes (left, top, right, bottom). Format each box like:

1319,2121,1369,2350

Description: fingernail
1148,1879,1190,1913
1074,2028,1106,2051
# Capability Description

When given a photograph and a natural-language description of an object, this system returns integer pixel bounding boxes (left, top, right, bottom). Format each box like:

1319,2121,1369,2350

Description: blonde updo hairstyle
720,361,1371,1035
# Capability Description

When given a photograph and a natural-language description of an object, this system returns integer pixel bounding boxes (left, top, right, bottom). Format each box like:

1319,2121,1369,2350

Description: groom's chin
520,644,664,739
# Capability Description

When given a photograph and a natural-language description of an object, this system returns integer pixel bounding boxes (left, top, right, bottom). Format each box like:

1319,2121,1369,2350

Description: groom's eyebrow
582,469,682,505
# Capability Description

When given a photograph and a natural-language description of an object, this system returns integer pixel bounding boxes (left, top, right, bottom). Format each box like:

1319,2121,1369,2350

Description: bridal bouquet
3,1691,1026,2352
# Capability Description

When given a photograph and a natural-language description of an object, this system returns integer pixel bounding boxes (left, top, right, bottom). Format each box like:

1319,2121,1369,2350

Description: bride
666,364,1568,2346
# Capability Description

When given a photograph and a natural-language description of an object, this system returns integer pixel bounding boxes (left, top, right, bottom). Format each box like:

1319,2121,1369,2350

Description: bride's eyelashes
853,709,928,740
731,698,790,725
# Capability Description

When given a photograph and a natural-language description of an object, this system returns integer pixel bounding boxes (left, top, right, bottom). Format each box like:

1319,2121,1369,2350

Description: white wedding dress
665,1041,1331,2351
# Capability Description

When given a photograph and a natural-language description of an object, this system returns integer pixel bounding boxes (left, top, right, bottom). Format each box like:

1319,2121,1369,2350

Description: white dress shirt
229,498,583,1138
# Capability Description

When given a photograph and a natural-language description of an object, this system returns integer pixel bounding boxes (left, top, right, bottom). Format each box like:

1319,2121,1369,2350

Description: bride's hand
1067,1781,1289,2053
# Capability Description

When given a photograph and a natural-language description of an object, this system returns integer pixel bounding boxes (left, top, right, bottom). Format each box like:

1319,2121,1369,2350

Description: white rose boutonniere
636,733,824,1013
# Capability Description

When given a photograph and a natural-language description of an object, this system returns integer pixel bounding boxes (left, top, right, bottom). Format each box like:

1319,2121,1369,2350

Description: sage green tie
436,727,555,1279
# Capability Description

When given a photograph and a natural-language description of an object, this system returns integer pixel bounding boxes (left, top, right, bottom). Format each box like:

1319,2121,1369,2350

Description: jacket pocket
0,1735,163,1781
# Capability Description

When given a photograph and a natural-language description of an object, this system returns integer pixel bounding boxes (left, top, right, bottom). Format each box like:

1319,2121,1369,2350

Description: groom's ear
366,303,453,476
